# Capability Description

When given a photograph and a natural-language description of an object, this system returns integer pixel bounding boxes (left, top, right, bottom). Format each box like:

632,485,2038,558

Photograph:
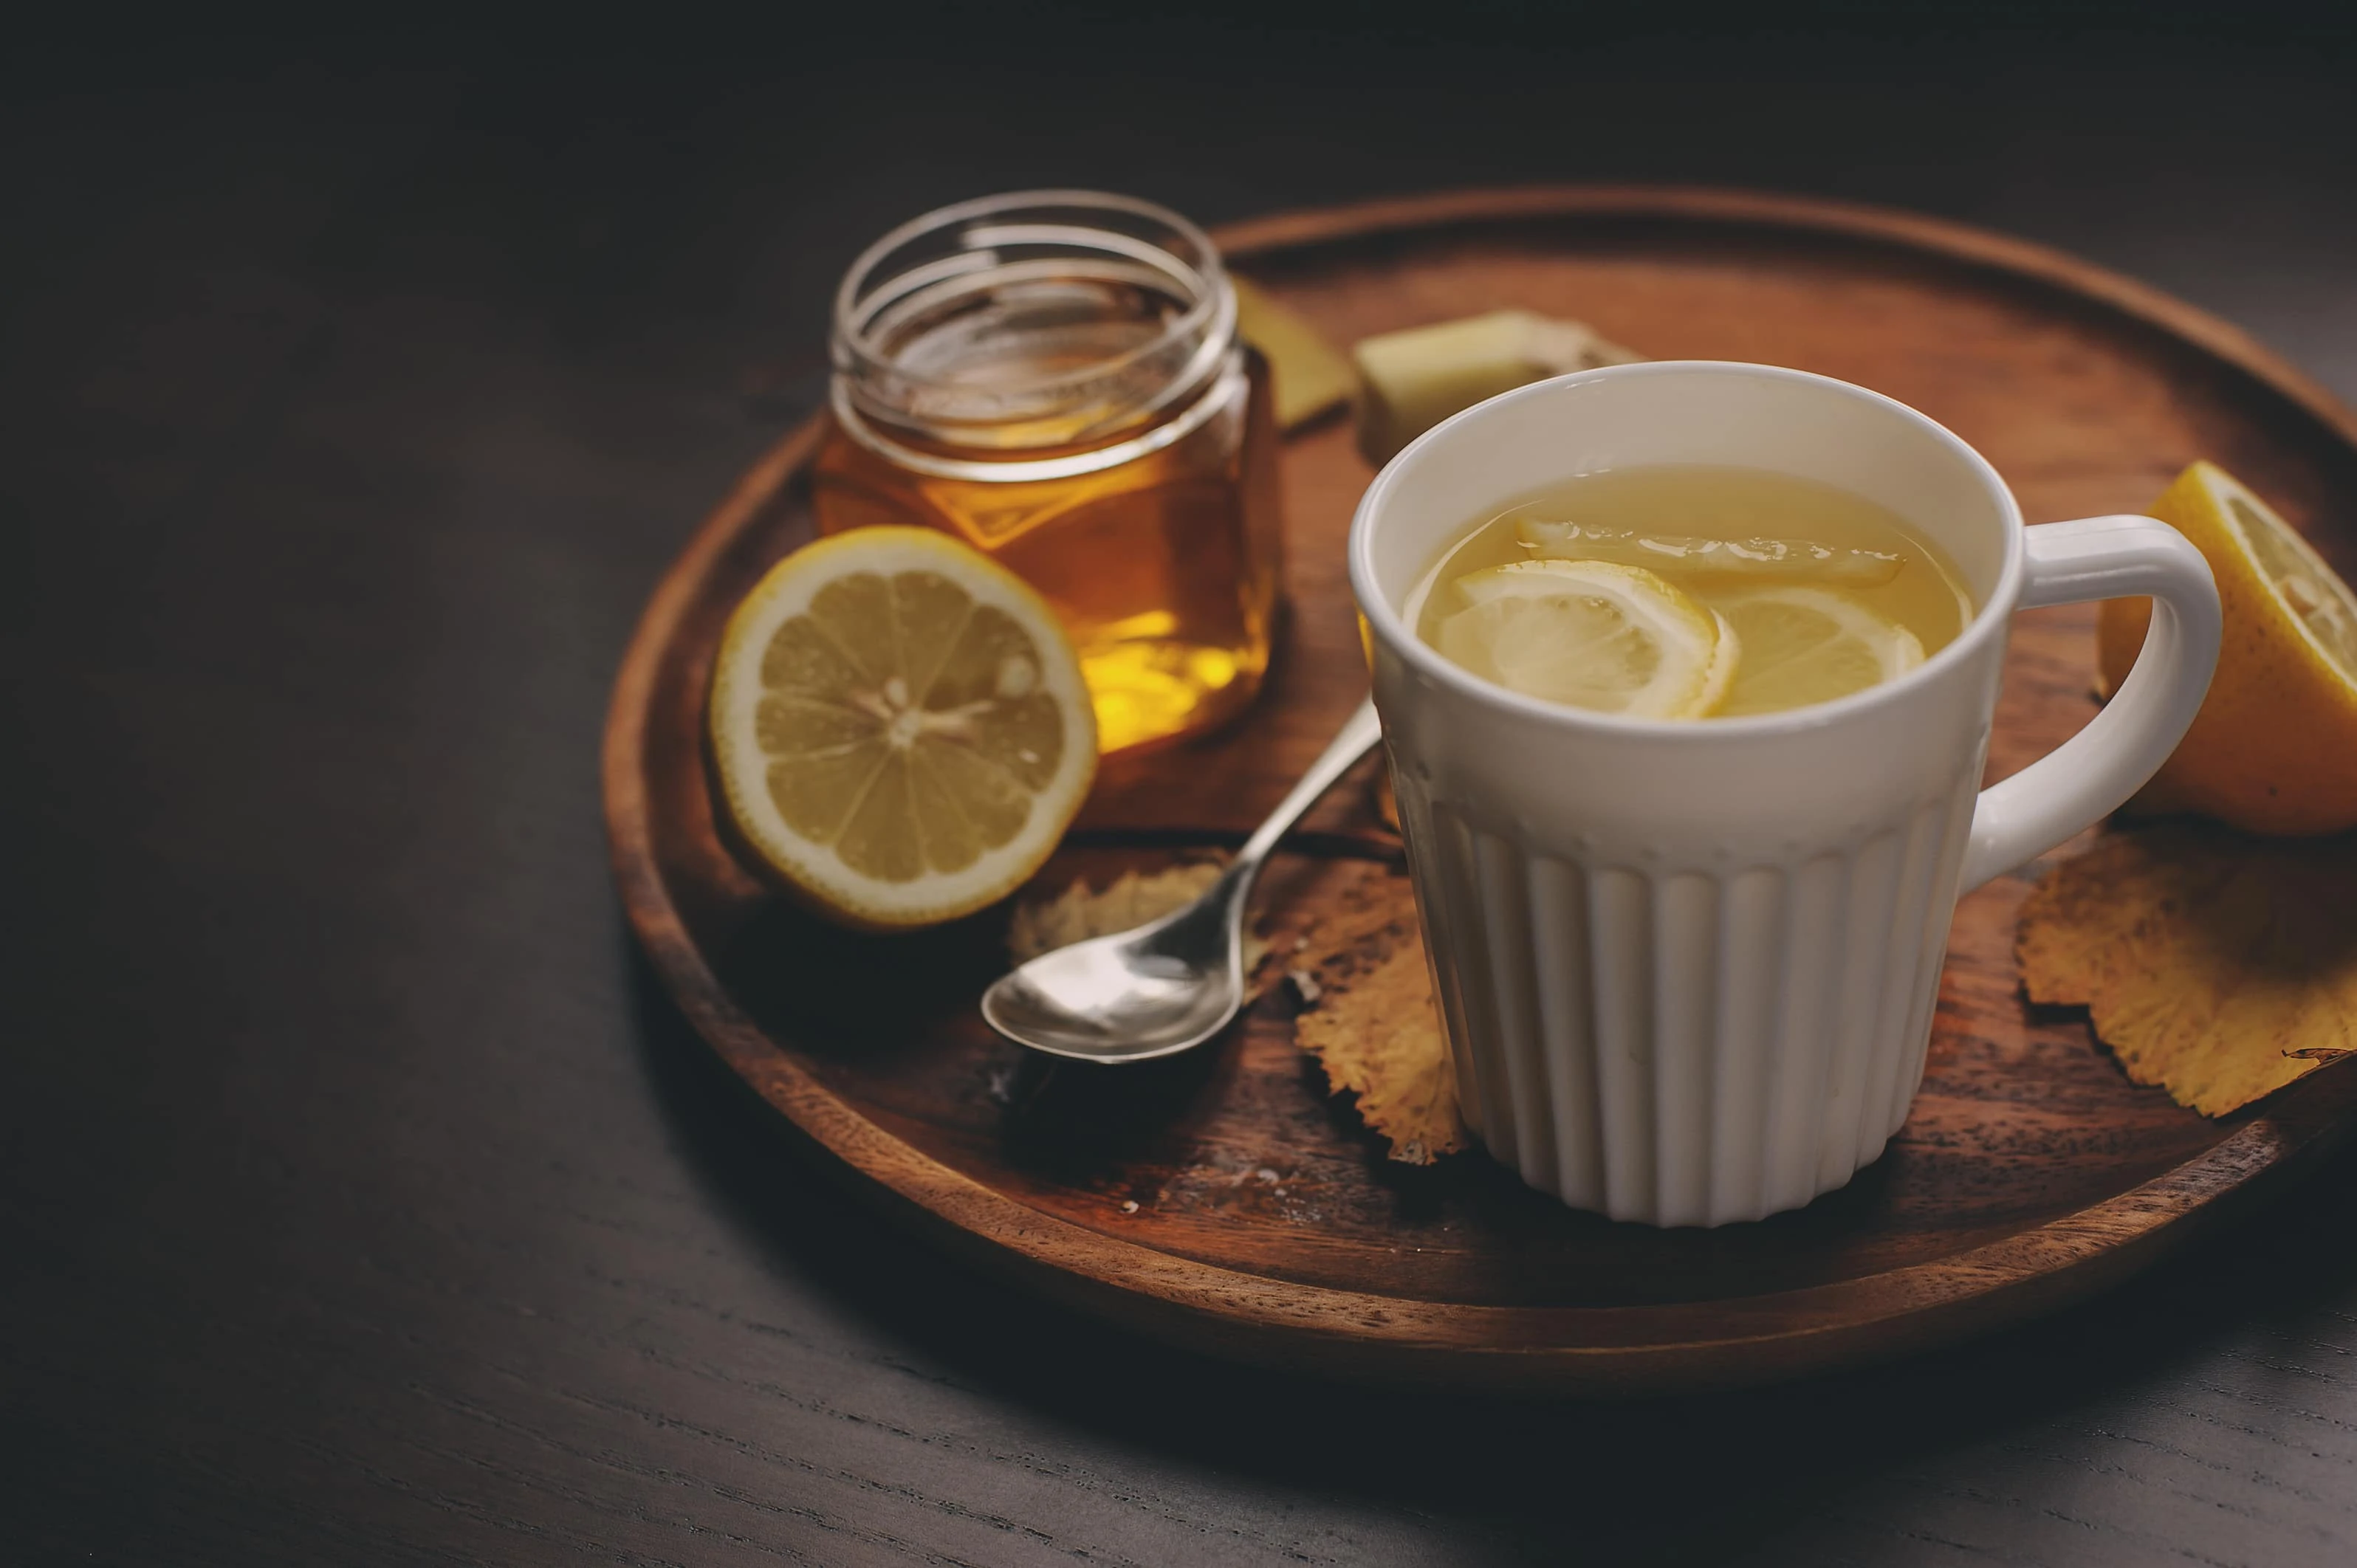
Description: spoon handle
1233,697,1385,873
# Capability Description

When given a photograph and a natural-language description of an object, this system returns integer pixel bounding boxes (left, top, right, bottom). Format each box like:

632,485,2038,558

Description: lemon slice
1711,585,1924,717
708,527,1097,929
1433,560,1737,718
2100,460,2357,833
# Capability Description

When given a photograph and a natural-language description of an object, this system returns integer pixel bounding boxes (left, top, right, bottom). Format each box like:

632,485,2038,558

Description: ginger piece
1354,309,1642,466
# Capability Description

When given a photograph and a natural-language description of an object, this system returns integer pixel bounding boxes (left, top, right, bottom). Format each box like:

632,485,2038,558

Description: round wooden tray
604,187,2357,1395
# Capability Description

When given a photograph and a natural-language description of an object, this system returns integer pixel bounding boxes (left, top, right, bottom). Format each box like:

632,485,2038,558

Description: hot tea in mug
1408,465,1974,719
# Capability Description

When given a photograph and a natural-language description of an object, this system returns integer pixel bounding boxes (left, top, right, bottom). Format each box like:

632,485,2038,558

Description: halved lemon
708,527,1097,929
1432,559,1737,718
2099,460,2357,834
1710,585,1924,718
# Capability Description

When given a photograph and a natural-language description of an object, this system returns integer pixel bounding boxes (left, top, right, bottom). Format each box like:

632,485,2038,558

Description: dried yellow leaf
1232,275,1355,431
2016,824,2357,1115
1289,864,1468,1163
1373,767,1401,835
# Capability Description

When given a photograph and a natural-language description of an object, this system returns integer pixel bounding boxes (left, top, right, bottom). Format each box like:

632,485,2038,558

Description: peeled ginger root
1354,309,1642,467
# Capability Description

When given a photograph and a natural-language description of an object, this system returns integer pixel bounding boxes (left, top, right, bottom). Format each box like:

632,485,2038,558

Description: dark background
7,5,2356,1564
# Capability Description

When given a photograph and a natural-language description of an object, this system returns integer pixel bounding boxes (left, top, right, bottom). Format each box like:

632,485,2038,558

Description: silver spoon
981,697,1385,1063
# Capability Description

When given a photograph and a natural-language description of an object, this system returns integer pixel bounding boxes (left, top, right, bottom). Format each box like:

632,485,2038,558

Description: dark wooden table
7,11,2356,1565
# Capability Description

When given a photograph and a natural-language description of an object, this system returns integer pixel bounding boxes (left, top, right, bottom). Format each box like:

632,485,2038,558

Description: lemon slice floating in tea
1514,517,1904,587
2099,460,2357,833
1433,559,1737,718
707,526,1097,930
1710,585,1925,718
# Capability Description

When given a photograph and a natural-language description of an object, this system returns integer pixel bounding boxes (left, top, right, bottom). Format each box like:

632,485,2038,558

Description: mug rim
1347,360,2029,740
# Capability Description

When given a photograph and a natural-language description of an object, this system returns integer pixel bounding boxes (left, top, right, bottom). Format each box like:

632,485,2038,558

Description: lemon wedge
1710,585,1924,717
1432,560,1736,718
708,527,1098,929
2100,461,2357,833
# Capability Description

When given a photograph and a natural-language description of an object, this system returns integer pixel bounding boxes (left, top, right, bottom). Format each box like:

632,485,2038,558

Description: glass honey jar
812,190,1283,755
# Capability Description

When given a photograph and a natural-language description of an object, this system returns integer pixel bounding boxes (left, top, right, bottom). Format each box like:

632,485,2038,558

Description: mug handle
1960,515,2222,891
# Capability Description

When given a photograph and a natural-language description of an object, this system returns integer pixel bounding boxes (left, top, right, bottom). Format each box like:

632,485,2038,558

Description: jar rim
830,189,1232,408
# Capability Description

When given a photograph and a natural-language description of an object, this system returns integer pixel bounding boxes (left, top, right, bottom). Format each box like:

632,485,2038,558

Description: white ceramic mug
1348,362,2221,1227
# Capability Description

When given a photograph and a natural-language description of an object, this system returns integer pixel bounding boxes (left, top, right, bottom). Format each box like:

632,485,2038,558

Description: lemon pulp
2226,492,2357,675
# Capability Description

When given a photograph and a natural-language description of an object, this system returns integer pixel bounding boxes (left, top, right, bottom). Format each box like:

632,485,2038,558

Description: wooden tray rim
604,185,2357,1393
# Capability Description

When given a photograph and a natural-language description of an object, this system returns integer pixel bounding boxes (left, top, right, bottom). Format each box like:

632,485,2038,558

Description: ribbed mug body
1377,638,1999,1225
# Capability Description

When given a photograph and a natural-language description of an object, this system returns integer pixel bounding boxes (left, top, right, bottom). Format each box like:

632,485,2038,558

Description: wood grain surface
605,190,2357,1393
12,13,2357,1565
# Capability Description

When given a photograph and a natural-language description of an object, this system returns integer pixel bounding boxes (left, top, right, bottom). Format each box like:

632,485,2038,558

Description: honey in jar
812,191,1283,755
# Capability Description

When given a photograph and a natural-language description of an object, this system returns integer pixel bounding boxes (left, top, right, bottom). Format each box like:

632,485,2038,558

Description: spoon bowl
981,699,1383,1062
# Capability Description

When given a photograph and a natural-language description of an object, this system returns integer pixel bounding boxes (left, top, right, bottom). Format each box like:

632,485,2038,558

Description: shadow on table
628,949,2357,1567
